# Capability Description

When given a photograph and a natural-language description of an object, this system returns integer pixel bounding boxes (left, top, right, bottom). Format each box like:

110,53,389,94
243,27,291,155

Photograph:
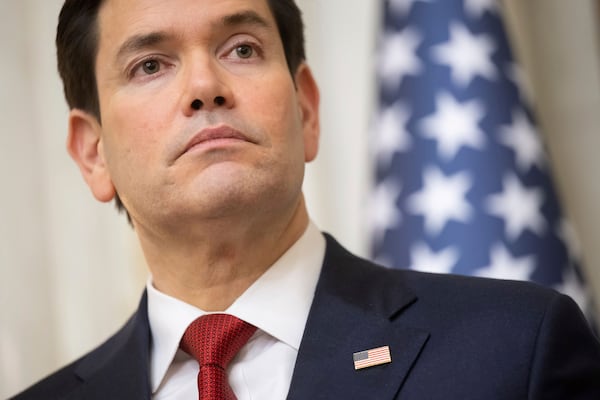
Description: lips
180,125,251,157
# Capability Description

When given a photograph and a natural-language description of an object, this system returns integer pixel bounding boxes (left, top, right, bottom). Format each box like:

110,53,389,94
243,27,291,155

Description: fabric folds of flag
370,0,594,319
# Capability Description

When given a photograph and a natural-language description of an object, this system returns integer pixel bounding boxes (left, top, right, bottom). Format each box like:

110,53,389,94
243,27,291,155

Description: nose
182,56,233,115
190,96,226,111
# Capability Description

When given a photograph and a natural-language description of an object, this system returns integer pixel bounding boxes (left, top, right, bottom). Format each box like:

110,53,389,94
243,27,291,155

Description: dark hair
56,0,103,119
56,0,306,219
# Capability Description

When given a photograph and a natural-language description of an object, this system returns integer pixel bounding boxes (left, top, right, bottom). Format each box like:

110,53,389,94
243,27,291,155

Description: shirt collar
146,222,325,393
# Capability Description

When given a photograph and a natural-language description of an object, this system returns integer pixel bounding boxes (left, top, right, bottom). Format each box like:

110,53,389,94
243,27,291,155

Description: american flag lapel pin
353,345,392,370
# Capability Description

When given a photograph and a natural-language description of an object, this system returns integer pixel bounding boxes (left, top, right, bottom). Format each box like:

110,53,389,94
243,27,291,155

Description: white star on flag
370,177,403,244
378,27,423,90
406,167,473,236
410,242,459,274
374,100,412,168
373,0,595,326
475,243,535,281
464,0,498,19
431,23,497,87
485,174,546,240
498,110,546,173
420,92,486,160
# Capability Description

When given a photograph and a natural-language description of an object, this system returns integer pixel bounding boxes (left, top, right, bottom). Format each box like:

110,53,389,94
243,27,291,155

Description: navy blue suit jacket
13,234,600,399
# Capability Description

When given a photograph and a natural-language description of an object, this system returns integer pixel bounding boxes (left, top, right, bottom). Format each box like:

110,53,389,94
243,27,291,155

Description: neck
136,196,310,311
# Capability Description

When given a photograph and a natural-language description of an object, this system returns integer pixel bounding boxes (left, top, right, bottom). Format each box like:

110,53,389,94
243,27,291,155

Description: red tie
180,314,257,400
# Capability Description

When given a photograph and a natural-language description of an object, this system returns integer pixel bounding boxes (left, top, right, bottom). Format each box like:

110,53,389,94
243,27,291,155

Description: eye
141,59,160,74
235,44,254,59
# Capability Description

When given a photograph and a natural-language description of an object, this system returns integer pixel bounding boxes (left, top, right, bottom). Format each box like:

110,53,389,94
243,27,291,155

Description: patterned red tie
180,314,257,400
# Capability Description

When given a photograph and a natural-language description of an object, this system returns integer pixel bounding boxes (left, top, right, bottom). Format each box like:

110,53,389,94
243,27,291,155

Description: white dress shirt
147,222,326,400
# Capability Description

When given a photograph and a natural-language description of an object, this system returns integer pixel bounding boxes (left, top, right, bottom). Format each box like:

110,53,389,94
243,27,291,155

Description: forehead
96,0,276,50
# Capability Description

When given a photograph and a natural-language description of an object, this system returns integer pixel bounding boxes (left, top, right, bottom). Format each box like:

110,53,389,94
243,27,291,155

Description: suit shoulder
10,357,83,400
323,233,570,316
10,310,142,399
378,264,590,338
400,267,560,303
333,235,555,296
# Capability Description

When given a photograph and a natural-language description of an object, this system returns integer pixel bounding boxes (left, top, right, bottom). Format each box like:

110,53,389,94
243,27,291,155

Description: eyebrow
116,32,167,64
221,10,270,30
115,10,271,64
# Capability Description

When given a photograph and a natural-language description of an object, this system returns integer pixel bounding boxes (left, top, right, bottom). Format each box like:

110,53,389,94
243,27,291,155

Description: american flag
370,0,594,319
353,346,392,370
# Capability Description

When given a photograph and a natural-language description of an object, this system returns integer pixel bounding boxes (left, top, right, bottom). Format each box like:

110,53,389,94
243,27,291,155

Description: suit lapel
60,235,427,399
68,292,152,400
287,235,429,400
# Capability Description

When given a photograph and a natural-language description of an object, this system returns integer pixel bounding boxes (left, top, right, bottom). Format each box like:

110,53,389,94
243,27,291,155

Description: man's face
82,0,319,231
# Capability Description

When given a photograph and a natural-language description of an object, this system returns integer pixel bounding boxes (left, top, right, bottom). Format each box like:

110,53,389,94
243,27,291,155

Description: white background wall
503,0,600,315
0,1,144,395
2,0,600,397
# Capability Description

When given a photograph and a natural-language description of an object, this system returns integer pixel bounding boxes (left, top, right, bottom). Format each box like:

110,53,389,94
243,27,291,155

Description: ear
66,109,116,203
294,63,320,162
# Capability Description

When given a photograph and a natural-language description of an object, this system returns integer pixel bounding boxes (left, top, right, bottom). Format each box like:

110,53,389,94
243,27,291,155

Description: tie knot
180,314,257,369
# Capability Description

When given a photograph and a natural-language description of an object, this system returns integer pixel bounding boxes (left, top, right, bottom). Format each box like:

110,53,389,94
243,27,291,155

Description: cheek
106,91,170,148
101,102,169,184
251,82,303,143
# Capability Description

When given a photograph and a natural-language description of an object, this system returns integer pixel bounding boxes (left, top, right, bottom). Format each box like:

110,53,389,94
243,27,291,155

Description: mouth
179,125,253,158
